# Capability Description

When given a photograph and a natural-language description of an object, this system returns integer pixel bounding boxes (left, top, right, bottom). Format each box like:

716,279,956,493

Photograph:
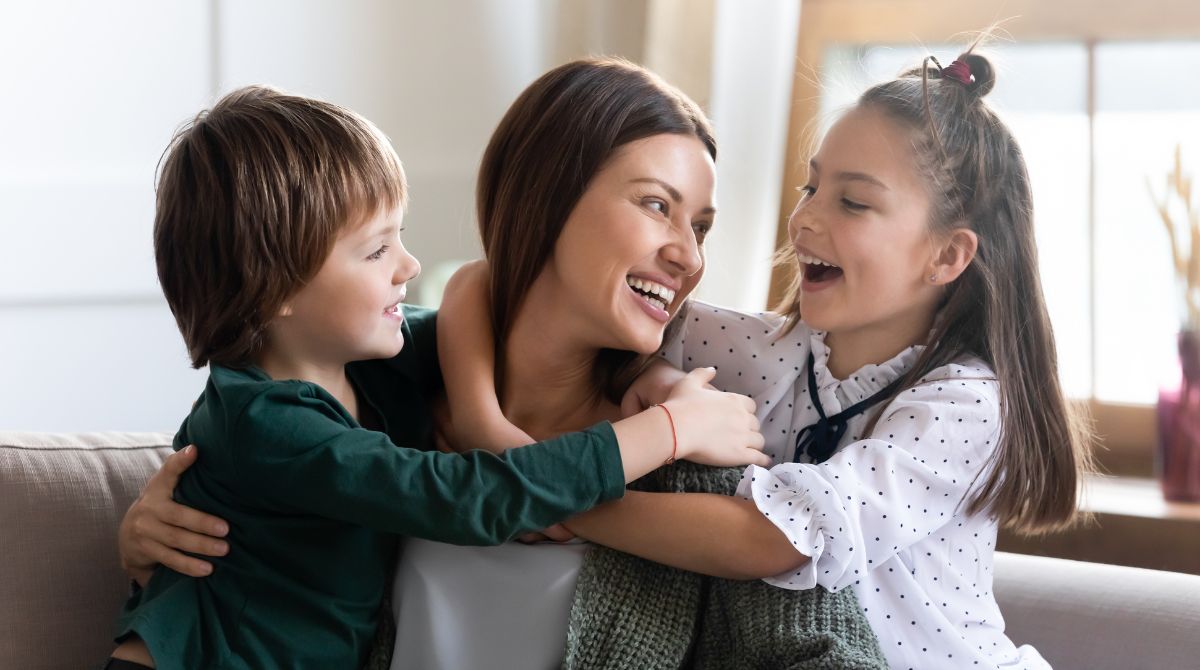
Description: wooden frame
773,0,1200,475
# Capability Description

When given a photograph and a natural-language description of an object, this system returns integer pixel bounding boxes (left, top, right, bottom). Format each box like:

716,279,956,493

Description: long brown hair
477,57,716,403
155,85,406,369
775,50,1093,534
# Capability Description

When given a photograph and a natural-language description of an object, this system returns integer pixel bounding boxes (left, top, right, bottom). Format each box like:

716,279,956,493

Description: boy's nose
394,245,421,284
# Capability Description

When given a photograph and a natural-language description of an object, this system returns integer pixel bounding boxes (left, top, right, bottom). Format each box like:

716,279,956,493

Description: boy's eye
367,245,390,261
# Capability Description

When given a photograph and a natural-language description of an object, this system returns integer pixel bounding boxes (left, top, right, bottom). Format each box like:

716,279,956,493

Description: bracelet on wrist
652,403,678,464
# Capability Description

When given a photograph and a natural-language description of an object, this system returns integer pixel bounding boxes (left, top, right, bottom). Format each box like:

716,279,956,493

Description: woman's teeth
626,276,675,311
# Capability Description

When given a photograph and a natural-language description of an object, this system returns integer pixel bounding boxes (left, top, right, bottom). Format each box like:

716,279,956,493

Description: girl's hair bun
959,52,995,97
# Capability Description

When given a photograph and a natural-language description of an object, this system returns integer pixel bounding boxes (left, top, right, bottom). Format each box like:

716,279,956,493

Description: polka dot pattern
659,301,1051,670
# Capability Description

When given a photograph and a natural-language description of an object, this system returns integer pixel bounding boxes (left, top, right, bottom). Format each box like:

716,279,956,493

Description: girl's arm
436,260,534,453
564,490,809,580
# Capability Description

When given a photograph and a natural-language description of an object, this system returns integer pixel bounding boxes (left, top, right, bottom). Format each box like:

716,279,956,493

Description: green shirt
115,305,624,670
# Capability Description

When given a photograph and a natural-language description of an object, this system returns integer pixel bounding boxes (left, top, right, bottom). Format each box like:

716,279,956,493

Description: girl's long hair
776,50,1093,534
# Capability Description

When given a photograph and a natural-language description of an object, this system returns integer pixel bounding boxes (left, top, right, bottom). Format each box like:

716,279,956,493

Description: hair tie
941,59,973,86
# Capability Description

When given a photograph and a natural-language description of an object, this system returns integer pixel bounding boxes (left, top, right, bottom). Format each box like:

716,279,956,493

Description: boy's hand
118,445,230,586
620,359,691,418
663,368,769,468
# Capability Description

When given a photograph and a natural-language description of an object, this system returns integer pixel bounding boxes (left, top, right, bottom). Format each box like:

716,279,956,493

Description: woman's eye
644,198,668,215
367,245,390,261
692,222,712,244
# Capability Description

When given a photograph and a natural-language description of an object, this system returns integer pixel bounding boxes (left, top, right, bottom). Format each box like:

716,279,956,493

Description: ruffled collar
807,328,923,415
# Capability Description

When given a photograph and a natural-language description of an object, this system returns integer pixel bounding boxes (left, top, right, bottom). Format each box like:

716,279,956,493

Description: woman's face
541,133,716,355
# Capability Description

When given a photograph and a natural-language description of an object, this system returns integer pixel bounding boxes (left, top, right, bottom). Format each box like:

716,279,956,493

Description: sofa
4,430,1200,670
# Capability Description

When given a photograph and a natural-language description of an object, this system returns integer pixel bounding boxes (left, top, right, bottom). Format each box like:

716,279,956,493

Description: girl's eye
367,245,390,261
797,185,816,200
841,197,868,212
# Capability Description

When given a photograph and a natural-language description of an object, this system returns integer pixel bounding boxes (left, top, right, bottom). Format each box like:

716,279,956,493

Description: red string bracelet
653,403,678,464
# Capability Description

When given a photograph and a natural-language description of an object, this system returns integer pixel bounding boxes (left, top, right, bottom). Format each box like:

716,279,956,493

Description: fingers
541,523,576,543
684,366,717,386
145,538,216,578
159,501,229,538
146,445,199,493
145,517,228,557
620,389,647,418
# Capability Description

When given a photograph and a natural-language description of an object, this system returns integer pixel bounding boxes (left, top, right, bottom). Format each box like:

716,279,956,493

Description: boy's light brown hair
154,85,406,369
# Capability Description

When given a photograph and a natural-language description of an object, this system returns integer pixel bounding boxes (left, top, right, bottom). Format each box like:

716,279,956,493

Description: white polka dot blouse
659,301,1051,670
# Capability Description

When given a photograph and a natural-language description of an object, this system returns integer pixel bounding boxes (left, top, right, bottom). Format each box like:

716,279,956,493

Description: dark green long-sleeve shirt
115,305,624,669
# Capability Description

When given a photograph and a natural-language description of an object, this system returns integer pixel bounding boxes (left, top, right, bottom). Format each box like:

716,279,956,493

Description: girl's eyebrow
809,159,889,190
628,177,717,215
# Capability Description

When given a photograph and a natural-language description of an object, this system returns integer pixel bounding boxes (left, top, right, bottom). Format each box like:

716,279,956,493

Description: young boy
106,86,763,669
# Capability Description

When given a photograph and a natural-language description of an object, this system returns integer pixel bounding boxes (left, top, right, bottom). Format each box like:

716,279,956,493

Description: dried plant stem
1150,145,1199,330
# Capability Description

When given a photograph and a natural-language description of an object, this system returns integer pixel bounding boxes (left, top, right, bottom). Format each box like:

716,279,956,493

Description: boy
107,86,762,669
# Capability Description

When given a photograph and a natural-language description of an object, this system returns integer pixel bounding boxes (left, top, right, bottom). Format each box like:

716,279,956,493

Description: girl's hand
620,359,692,418
118,445,229,586
663,368,769,468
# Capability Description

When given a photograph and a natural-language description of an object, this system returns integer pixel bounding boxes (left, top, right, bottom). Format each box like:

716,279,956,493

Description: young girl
443,48,1092,669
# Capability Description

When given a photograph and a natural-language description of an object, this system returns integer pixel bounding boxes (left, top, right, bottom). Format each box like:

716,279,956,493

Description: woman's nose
663,226,703,277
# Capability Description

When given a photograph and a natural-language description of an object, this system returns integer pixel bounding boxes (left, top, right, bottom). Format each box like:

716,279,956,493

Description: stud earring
928,273,938,283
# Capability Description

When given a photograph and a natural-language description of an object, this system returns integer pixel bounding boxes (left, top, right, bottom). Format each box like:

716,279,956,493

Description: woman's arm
118,446,229,584
563,490,809,581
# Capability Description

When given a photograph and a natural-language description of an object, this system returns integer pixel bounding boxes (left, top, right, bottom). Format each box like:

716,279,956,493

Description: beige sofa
4,431,1200,670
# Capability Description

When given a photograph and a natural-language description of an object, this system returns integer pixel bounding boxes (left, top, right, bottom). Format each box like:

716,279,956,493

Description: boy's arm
436,260,534,452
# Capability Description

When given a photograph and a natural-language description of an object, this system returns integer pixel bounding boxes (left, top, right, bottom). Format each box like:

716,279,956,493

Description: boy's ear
929,227,978,285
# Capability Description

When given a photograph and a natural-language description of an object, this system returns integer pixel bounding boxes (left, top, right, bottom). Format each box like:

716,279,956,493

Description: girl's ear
929,227,978,285
277,303,294,317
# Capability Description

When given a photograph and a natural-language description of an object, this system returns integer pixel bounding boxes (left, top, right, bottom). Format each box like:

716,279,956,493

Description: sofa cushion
0,431,171,670
995,550,1200,670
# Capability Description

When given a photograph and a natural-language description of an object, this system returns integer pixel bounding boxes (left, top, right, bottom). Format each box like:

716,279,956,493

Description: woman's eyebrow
628,177,716,215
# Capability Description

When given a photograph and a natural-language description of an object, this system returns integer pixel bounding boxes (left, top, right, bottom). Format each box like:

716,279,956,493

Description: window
774,0,1200,472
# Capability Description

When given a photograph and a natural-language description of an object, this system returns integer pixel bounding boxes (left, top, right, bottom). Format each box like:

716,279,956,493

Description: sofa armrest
995,550,1200,670
0,431,172,670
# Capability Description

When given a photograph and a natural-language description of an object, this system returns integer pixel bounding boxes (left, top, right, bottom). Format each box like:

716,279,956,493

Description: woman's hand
118,445,229,586
663,367,769,468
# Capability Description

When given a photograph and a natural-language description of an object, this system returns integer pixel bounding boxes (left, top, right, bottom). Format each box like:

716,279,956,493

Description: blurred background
2,1,1197,487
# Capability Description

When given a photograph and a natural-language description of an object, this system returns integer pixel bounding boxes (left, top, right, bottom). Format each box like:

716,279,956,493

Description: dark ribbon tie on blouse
793,351,905,464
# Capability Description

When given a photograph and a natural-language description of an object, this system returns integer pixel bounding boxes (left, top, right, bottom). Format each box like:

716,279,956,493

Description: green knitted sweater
561,462,887,670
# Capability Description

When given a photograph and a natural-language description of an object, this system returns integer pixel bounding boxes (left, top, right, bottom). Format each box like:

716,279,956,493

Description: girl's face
540,133,716,355
788,105,943,340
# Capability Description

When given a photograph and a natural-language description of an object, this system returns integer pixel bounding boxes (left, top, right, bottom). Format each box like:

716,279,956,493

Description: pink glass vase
1157,330,1200,502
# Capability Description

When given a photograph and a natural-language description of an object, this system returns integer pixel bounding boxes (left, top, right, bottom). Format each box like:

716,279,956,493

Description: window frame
772,0,1200,474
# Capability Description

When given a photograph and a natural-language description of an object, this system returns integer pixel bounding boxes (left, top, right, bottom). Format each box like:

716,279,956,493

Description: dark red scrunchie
942,59,973,86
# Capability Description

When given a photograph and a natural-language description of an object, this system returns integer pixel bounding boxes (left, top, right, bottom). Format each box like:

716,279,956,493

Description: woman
118,58,880,669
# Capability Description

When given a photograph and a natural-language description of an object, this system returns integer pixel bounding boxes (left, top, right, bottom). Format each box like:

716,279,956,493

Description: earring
928,273,938,283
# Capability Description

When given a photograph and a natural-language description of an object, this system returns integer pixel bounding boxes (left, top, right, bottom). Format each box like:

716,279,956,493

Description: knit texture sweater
561,462,887,670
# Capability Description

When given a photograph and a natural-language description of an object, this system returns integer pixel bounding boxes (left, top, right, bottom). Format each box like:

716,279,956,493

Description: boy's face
276,207,420,366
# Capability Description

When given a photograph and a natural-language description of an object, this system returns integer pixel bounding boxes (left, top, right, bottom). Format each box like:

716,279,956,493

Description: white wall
0,0,800,431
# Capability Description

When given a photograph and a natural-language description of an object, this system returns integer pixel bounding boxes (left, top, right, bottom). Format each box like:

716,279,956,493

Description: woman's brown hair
775,50,1093,534
154,85,406,369
477,57,716,403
